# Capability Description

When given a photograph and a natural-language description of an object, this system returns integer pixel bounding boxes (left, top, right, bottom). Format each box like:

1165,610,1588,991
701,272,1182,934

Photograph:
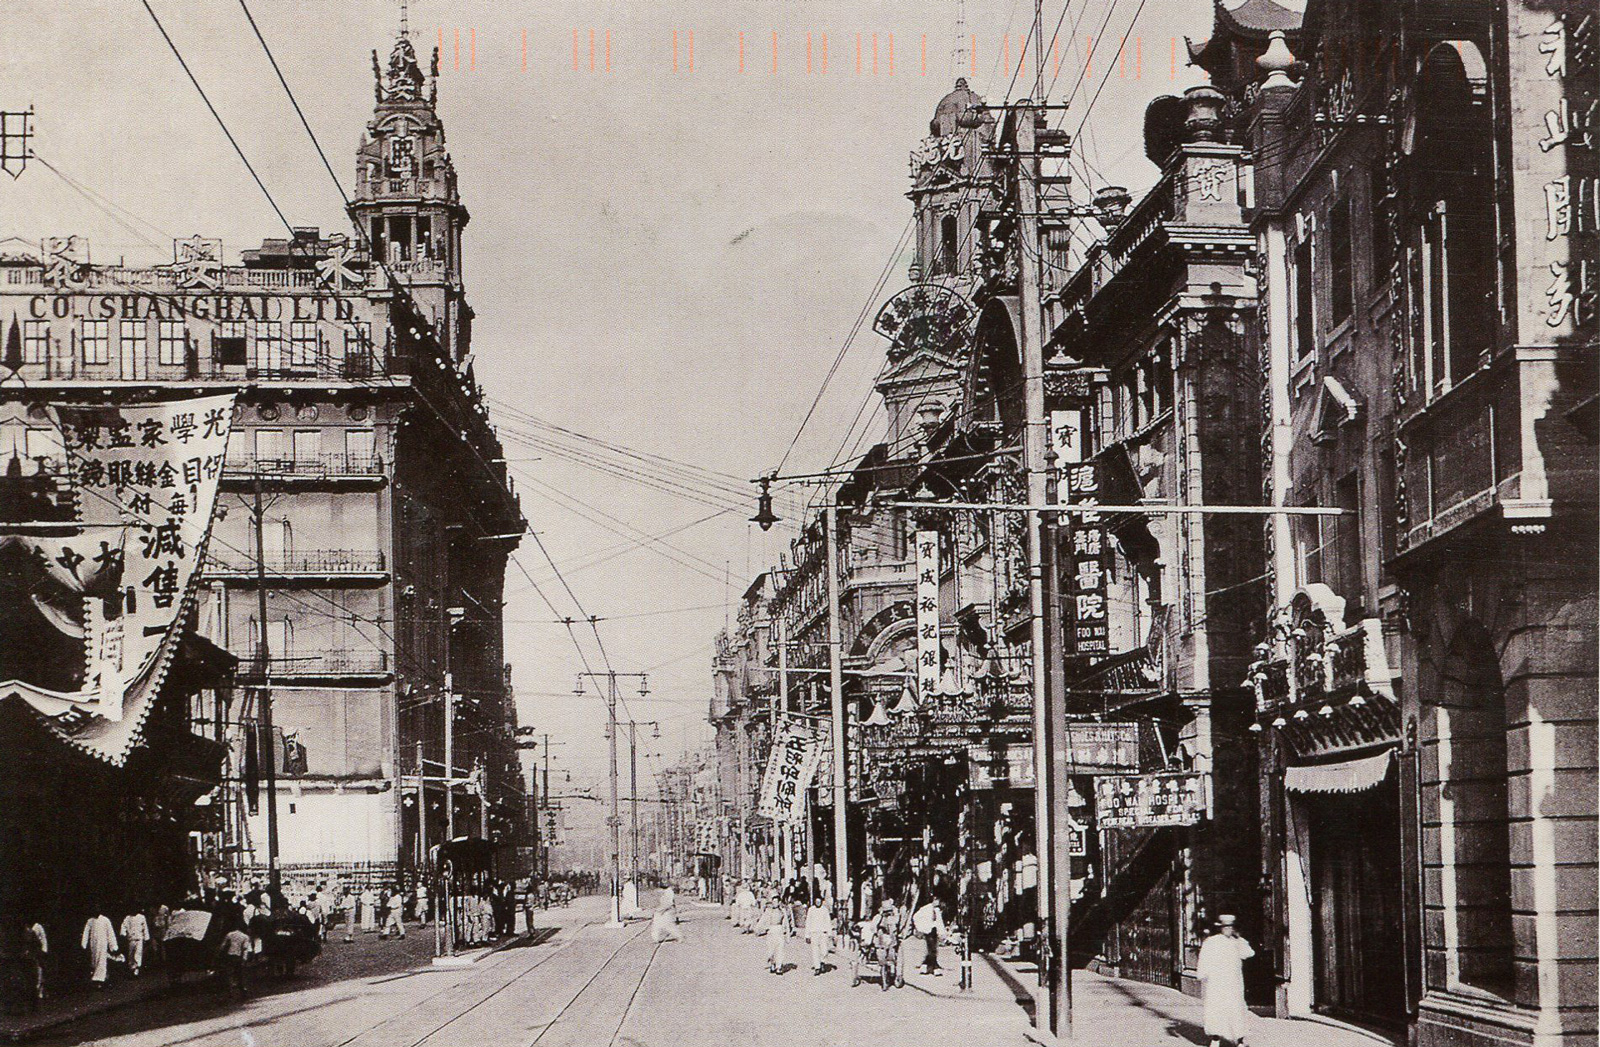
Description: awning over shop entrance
1284,749,1394,794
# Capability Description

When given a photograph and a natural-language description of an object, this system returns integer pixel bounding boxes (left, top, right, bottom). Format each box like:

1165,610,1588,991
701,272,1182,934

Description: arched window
939,214,959,276
1405,43,1496,402
1429,618,1514,997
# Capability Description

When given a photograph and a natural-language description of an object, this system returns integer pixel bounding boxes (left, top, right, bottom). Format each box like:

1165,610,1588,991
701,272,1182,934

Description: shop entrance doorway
1306,775,1406,1031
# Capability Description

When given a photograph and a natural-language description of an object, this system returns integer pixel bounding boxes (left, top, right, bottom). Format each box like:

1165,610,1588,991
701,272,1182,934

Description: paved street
31,894,1392,1047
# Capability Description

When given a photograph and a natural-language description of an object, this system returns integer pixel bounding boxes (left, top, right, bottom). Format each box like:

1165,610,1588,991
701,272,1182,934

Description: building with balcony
1225,1,1597,1044
0,21,527,879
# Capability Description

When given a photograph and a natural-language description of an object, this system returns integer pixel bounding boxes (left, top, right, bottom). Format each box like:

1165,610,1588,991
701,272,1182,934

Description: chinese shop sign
915,529,940,701
757,719,826,824
0,393,235,764
1093,772,1208,829
1065,461,1108,656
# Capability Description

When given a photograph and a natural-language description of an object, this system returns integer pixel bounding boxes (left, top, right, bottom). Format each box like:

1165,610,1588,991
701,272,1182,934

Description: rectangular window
119,319,147,379
1150,341,1172,418
22,320,49,363
345,428,376,468
82,319,110,364
1334,472,1363,612
254,428,285,466
214,321,248,367
416,215,433,260
1292,237,1315,362
158,320,186,366
1137,358,1157,428
343,322,373,377
290,321,318,370
1369,176,1392,282
292,428,321,465
1292,507,1323,591
255,321,284,371
1376,448,1398,566
1329,198,1353,326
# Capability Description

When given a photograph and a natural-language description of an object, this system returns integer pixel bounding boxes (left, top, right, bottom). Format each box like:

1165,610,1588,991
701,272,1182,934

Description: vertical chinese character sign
1066,462,1108,656
915,529,940,702
0,393,236,764
757,719,825,824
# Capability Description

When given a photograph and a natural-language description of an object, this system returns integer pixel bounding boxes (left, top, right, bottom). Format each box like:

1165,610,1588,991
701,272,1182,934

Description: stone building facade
0,24,527,880
1208,0,1597,1043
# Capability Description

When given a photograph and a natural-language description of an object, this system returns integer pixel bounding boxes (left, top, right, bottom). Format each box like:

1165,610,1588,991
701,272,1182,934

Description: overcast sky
3,0,1236,821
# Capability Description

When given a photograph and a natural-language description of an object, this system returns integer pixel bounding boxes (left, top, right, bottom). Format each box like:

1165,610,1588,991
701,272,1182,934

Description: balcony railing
239,648,390,678
224,453,386,479
205,549,387,576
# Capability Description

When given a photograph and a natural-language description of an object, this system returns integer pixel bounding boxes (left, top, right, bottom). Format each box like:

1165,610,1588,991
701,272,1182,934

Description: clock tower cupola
352,17,471,360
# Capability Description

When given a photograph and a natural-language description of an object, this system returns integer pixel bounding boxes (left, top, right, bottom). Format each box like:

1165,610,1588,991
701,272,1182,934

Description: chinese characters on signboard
1066,461,1108,656
757,719,825,824
2,394,234,759
1061,722,1142,772
915,529,940,701
1523,8,1596,333
1093,772,1208,829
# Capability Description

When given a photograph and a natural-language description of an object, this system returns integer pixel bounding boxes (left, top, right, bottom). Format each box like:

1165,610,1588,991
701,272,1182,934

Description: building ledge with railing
203,548,388,584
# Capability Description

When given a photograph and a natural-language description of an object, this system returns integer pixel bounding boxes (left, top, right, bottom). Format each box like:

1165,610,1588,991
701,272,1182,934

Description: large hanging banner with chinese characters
1093,772,1208,829
0,394,235,765
1064,460,1108,656
757,719,825,824
915,529,940,701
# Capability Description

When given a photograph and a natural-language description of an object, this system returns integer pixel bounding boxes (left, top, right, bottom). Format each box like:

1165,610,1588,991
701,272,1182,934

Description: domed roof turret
930,78,984,137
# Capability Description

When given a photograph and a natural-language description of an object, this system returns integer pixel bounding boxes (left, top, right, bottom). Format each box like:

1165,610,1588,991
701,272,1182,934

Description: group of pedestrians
720,876,952,987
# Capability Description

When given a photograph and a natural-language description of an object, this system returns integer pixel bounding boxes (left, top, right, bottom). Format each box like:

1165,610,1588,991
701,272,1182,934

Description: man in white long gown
1197,914,1255,1047
80,914,117,988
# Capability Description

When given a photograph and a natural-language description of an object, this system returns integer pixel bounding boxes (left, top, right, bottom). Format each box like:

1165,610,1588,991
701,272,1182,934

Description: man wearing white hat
1197,914,1255,1047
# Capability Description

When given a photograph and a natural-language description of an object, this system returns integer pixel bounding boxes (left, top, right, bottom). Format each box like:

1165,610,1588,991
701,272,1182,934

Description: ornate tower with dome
352,27,471,364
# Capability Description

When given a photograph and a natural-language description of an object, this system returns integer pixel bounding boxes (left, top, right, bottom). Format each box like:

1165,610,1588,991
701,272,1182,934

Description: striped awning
1285,749,1394,794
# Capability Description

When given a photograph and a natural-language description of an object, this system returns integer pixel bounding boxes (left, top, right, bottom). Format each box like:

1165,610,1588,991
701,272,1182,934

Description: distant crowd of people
717,874,953,987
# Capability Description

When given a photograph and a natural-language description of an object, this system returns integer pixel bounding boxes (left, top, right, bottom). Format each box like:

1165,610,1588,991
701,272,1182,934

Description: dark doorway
1307,776,1406,1031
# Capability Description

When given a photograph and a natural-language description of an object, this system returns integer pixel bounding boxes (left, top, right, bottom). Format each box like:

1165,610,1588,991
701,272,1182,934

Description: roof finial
952,0,970,79
398,0,409,38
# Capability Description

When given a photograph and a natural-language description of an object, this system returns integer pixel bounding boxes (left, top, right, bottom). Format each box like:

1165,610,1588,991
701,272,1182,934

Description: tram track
324,914,600,1047
522,921,658,1047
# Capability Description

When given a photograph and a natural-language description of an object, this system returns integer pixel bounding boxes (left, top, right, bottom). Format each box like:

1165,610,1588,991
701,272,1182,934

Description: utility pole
579,670,650,926
542,734,552,879
628,721,639,886
1014,96,1070,1038
251,479,281,895
416,740,427,874
444,669,456,840
607,673,621,924
477,758,489,841
773,614,793,883
823,504,850,916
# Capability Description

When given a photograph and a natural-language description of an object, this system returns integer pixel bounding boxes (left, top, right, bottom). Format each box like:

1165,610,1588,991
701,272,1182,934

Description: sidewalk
0,921,438,1044
986,956,1399,1047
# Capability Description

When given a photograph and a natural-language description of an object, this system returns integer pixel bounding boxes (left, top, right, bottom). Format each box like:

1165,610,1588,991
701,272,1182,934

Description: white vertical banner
757,719,825,824
0,393,237,764
915,529,940,702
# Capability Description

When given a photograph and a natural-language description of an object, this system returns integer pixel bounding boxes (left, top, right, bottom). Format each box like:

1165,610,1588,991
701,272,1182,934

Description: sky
2,0,1233,835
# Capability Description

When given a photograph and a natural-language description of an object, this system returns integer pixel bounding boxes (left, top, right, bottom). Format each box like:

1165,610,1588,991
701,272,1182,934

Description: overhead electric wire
140,0,296,237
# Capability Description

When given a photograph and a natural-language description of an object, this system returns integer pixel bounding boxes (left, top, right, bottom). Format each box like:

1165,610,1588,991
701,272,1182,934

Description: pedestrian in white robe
119,912,150,977
804,901,833,975
735,883,758,932
80,914,117,986
360,888,378,932
1197,915,1255,1047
